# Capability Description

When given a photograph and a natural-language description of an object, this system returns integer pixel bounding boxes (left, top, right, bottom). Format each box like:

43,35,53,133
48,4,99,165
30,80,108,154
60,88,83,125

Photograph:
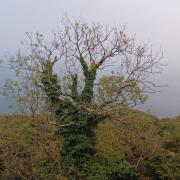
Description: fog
0,0,180,117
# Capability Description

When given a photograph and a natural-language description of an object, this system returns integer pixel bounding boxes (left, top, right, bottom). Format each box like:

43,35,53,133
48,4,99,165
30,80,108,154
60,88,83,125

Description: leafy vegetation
0,109,179,179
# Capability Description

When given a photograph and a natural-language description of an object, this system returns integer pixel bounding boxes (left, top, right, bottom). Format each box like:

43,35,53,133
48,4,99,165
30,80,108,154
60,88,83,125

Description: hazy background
0,0,180,117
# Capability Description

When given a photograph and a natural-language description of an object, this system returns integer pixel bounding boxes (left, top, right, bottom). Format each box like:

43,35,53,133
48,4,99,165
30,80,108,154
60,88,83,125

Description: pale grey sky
0,0,180,117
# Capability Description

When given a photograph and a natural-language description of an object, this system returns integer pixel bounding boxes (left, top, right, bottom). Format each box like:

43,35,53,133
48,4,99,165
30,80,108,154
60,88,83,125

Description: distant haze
0,0,180,117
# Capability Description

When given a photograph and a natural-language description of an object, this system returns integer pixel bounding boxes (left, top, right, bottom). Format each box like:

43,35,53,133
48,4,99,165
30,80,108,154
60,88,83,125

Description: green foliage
69,74,79,101
0,115,64,179
158,118,180,153
0,109,180,179
107,155,135,180
141,118,180,179
96,108,180,179
144,153,180,180
80,63,97,103
98,76,148,106
87,155,135,180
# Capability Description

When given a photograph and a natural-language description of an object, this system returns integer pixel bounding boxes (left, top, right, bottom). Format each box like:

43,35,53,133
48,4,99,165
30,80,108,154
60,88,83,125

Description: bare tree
10,18,162,113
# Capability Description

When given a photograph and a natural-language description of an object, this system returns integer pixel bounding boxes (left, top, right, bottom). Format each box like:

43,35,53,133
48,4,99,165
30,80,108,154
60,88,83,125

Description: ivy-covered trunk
81,68,97,103
41,70,101,179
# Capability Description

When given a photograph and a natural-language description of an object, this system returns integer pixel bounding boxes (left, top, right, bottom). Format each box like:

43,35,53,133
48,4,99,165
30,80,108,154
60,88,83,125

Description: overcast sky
0,0,180,117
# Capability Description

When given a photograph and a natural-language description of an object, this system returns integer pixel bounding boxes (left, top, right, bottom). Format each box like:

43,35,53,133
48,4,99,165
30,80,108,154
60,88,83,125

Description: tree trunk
81,68,97,103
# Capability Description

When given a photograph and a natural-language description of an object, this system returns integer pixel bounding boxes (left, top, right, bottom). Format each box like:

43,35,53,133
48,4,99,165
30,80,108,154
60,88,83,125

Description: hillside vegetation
0,109,179,179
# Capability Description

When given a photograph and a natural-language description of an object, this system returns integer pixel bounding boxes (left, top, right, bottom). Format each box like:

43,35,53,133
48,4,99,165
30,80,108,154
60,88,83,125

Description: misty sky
0,0,180,117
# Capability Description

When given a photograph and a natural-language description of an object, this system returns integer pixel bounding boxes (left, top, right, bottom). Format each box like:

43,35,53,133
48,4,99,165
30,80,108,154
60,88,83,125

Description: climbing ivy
41,65,103,179
41,58,135,179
